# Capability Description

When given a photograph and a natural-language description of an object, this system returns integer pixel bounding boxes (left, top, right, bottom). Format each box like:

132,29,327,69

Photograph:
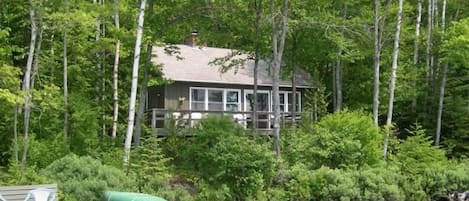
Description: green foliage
16,134,69,169
288,110,382,169
41,154,136,201
179,116,276,200
395,124,447,175
0,162,49,185
131,135,171,194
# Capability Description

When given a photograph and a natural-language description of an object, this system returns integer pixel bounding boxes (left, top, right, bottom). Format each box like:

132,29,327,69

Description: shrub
41,154,136,201
288,110,382,169
179,116,276,200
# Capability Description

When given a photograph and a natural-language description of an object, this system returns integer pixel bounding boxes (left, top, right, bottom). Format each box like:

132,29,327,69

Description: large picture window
190,87,241,111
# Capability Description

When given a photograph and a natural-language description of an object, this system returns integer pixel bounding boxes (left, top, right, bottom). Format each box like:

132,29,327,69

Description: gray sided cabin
147,38,314,132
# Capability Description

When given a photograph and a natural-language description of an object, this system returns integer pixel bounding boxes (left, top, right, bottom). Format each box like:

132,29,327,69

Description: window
208,89,223,111
190,87,240,111
271,91,301,112
287,92,301,112
191,89,205,110
226,90,240,111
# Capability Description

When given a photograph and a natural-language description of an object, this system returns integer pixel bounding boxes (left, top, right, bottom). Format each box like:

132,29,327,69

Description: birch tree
124,0,146,167
411,0,423,112
21,0,37,171
372,0,380,125
111,0,120,138
270,0,289,159
435,0,447,146
63,0,69,138
384,0,404,161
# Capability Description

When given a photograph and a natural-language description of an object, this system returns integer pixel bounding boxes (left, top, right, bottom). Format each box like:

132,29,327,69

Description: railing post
151,109,156,129
188,110,192,127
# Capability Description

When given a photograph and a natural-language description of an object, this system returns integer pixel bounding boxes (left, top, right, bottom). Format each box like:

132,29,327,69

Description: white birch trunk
21,0,37,171
372,0,381,125
13,105,19,163
111,0,120,139
435,0,447,146
63,31,68,137
384,0,404,161
31,17,43,89
123,0,146,167
411,0,422,112
270,0,289,159
425,0,433,106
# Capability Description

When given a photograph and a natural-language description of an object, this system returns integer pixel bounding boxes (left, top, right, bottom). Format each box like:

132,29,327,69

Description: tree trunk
335,4,346,111
13,104,19,163
332,63,336,109
123,0,146,167
252,0,262,131
111,0,120,139
411,0,422,113
63,31,68,138
133,44,152,148
270,0,289,159
435,0,447,146
425,0,434,111
372,0,381,125
384,0,404,161
31,15,43,89
291,32,298,125
21,0,37,171
335,49,342,111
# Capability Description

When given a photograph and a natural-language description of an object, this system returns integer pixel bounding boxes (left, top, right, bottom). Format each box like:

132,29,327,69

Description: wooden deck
0,184,58,201
146,108,310,135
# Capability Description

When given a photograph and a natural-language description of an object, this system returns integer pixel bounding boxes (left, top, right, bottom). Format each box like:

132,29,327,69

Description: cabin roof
152,45,314,88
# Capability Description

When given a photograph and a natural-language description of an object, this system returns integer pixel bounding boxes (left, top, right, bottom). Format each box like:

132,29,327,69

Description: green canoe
104,191,167,201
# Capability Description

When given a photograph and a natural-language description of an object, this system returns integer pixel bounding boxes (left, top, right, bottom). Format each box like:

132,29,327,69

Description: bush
41,154,136,201
288,110,382,169
179,116,276,200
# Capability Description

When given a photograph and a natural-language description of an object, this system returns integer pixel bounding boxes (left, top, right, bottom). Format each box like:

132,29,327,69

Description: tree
111,0,120,139
124,0,147,167
411,0,423,112
270,0,289,159
435,0,448,146
21,0,38,171
384,0,404,161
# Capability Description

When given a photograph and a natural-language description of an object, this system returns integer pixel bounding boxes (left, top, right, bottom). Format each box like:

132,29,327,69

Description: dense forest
1,0,468,200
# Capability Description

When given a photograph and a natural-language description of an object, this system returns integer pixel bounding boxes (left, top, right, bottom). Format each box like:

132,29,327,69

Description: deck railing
146,108,311,134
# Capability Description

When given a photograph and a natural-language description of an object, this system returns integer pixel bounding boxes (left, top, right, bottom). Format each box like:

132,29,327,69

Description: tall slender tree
63,0,69,138
384,0,404,161
21,0,37,171
124,0,146,167
412,0,423,112
270,0,289,159
111,0,121,139
435,0,447,146
372,0,382,125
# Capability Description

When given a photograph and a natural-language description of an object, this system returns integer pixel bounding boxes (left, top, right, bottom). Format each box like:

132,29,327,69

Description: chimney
185,31,198,47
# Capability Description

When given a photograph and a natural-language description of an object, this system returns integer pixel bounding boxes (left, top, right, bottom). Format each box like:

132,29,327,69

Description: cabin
146,33,315,132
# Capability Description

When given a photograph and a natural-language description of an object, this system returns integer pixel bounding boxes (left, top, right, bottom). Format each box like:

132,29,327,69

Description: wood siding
148,81,306,111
